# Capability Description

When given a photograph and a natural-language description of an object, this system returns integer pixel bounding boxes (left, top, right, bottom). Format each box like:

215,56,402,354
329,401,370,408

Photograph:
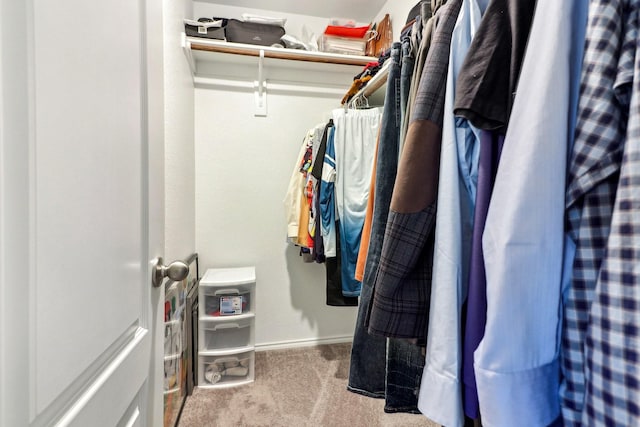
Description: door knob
152,257,189,287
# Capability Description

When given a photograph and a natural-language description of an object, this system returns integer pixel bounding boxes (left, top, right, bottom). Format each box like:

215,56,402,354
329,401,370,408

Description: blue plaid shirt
560,1,633,425
578,1,640,425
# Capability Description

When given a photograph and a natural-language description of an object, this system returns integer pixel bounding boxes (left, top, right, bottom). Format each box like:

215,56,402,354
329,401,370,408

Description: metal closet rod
193,76,346,95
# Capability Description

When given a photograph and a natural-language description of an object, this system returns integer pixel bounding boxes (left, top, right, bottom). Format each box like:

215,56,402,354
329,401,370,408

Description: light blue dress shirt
474,0,587,425
417,0,486,426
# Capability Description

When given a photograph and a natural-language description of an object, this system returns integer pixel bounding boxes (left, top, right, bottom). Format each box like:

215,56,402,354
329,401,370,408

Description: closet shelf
182,34,377,76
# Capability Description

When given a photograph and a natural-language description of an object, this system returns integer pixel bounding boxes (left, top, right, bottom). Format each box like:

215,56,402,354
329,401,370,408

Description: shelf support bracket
254,49,267,117
181,32,196,77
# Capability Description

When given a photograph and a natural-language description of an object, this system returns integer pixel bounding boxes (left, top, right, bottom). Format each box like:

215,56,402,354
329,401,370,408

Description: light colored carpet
178,342,440,427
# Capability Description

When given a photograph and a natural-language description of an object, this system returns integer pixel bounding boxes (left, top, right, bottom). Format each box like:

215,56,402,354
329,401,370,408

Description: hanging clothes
347,44,402,404
284,124,326,249
349,41,426,414
350,0,465,417
561,1,636,425
366,0,461,344
356,2,435,282
354,139,378,283
319,125,338,258
452,0,537,419
310,123,330,264
398,23,417,146
284,133,314,243
461,130,504,420
580,39,640,425
473,0,587,425
362,42,406,332
286,112,379,305
332,107,382,297
311,120,359,307
401,0,442,153
324,220,359,306
417,1,487,425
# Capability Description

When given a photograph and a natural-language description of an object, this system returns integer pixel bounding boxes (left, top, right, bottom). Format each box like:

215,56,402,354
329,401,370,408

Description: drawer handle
214,323,241,330
214,288,241,295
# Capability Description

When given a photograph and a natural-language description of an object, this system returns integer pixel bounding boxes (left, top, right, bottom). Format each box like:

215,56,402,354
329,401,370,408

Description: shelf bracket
254,49,267,117
181,32,196,77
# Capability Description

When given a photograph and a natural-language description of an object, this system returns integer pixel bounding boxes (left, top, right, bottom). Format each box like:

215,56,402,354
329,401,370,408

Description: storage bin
199,266,256,317
198,267,256,389
199,316,254,351
200,266,256,286
202,288,251,316
198,350,255,387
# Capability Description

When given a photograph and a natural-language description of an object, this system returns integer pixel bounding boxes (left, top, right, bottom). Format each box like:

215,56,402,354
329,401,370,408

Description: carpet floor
178,342,440,427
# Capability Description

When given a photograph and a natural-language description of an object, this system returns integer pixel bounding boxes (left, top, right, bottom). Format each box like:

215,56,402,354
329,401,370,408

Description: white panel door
0,0,165,425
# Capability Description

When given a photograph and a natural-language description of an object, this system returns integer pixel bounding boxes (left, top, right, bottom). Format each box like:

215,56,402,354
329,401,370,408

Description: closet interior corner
188,2,397,388
184,0,419,424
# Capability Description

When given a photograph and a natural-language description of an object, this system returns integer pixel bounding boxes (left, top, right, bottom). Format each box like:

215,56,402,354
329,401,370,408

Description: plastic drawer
200,286,253,317
198,349,254,388
199,316,254,351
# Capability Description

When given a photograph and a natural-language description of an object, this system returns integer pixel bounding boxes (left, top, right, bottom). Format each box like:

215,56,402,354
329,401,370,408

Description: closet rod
194,76,346,96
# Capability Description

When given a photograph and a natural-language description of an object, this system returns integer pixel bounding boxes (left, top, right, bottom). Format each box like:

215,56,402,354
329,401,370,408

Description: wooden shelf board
187,37,377,67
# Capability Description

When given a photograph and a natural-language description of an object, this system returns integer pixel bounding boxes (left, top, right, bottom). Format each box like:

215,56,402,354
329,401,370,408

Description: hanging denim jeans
385,338,425,413
348,42,424,413
347,42,402,400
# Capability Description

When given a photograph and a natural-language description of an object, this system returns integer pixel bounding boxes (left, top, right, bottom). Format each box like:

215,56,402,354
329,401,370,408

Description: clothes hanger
347,92,370,110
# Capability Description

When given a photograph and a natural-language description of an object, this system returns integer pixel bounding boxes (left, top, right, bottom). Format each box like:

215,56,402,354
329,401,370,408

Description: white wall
195,82,361,347
164,0,196,262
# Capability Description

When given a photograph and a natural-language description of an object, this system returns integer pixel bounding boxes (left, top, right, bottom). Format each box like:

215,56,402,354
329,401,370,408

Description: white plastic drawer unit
197,266,256,388
202,287,252,316
198,349,255,388
199,266,256,318
199,315,254,351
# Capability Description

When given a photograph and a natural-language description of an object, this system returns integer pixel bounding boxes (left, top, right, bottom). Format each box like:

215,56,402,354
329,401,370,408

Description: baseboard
255,335,353,352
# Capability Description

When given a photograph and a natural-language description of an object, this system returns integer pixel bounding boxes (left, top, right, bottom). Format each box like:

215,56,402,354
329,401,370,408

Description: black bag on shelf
184,17,226,40
225,19,285,46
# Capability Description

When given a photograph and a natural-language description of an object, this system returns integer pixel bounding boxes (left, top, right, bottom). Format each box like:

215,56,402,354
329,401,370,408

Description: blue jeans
348,42,424,412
